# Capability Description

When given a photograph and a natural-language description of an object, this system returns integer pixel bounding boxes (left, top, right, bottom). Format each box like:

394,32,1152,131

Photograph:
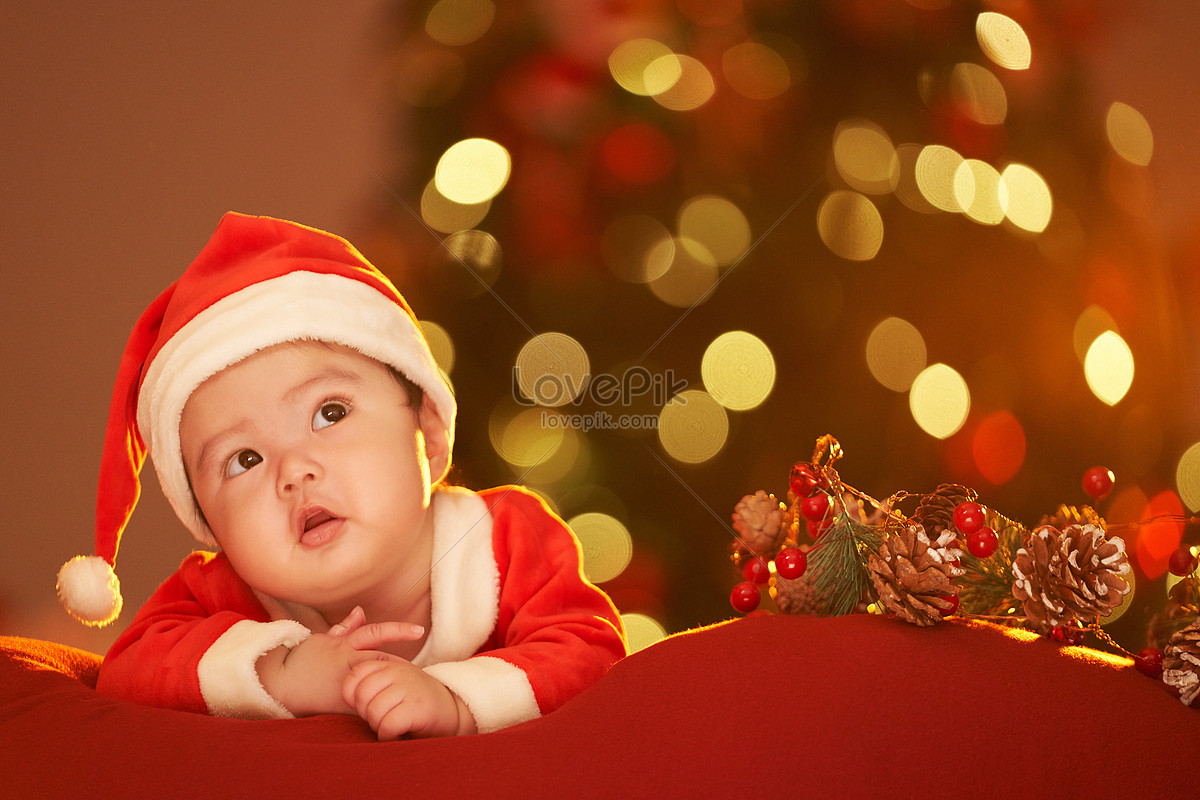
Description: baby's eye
226,450,262,478
314,402,348,430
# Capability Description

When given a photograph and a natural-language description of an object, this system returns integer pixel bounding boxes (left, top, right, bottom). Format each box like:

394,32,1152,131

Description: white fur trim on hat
137,270,456,544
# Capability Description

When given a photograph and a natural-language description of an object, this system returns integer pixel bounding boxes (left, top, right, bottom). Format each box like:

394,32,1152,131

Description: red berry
966,526,998,559
788,463,822,497
800,493,830,522
1082,466,1115,500
1050,624,1086,645
939,593,960,617
953,501,986,535
730,581,761,613
774,547,807,580
809,517,832,539
1168,546,1199,577
1135,647,1164,678
742,557,770,585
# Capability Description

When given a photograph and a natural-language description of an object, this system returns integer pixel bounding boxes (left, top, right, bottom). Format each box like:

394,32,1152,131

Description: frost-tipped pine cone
868,525,963,627
732,491,786,555
1163,622,1200,706
1011,524,1130,627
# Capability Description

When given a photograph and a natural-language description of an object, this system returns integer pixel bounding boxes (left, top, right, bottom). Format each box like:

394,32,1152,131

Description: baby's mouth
303,508,335,533
298,506,342,546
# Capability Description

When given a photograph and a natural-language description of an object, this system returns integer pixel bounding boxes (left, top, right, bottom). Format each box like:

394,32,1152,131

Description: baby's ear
418,402,451,482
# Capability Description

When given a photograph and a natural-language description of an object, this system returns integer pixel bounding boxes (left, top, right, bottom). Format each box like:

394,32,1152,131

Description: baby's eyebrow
194,420,252,479
281,366,366,404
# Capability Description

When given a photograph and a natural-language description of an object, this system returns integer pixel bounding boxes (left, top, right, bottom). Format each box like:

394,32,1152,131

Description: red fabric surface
4,615,1199,798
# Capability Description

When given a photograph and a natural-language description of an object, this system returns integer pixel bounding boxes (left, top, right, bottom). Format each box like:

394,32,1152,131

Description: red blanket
4,614,1198,797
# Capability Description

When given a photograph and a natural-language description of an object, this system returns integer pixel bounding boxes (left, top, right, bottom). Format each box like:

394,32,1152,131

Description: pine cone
732,491,786,555
1011,524,1131,627
1039,504,1104,532
1163,621,1200,706
867,525,963,627
773,553,825,614
913,484,974,537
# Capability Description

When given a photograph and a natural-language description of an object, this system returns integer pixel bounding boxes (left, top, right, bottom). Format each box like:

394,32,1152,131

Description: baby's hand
257,608,424,717
343,659,477,740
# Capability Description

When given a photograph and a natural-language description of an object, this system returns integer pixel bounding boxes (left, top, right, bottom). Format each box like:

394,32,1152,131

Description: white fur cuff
197,618,311,719
424,656,539,734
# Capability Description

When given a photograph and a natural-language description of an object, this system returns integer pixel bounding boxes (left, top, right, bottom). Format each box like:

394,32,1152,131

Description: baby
57,212,627,738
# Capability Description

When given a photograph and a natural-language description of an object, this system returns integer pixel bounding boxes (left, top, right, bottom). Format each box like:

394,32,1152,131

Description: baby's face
180,341,448,611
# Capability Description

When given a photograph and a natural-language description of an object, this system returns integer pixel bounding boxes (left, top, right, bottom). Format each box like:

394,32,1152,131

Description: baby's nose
277,450,322,493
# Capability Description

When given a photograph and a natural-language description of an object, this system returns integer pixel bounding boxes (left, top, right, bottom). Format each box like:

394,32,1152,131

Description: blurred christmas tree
364,0,1193,646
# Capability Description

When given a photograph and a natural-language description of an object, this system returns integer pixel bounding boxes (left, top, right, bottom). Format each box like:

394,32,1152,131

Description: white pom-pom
57,555,123,627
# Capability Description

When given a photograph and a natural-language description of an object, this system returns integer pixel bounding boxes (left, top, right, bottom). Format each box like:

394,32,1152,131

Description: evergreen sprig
806,512,884,616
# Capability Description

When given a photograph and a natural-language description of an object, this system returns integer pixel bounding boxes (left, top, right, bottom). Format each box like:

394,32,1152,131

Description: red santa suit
98,485,627,733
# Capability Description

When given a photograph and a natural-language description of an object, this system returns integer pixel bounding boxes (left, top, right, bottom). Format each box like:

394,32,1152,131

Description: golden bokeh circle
817,190,883,261
568,512,634,584
1176,442,1200,512
976,12,1032,70
722,41,791,100
909,363,970,439
514,333,591,407
434,138,512,205
621,612,668,653
609,39,676,96
677,195,751,267
425,0,495,47
1084,331,1134,406
998,163,1052,233
915,144,967,212
701,331,776,411
657,390,729,463
833,120,899,195
1106,102,1154,166
866,317,927,392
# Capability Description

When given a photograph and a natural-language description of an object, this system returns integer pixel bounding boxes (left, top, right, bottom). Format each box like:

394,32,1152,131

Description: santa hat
57,212,456,626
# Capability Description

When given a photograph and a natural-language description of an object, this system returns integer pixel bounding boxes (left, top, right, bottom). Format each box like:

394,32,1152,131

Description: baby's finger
327,605,366,637
342,659,389,709
346,620,425,651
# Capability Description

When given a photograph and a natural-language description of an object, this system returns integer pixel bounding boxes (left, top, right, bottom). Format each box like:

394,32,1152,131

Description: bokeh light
568,512,634,584
1084,330,1134,406
1072,305,1118,363
514,332,590,407
647,237,719,306
1138,490,1184,579
1100,568,1135,626
816,190,884,261
865,317,927,392
976,12,1032,70
620,612,668,653
998,163,1052,233
609,39,676,96
602,215,674,283
894,143,939,213
701,331,776,411
1106,102,1153,166
658,390,729,463
418,319,455,374
441,229,502,287
950,62,1007,125
909,364,970,439
489,407,564,467
652,54,715,111
1176,442,1200,512
955,159,1004,225
421,180,491,233
425,0,495,47
677,195,751,267
833,120,899,195
722,41,790,100
915,144,967,212
434,138,512,204
971,410,1025,484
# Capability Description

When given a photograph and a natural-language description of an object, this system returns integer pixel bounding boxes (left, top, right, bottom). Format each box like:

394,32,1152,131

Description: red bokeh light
600,122,676,185
971,410,1026,485
1135,490,1184,578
